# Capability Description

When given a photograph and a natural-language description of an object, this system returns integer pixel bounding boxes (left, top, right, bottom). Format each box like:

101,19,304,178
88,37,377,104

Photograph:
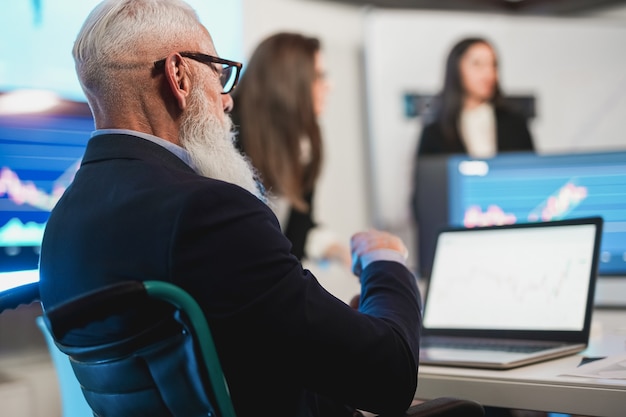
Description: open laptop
419,217,603,370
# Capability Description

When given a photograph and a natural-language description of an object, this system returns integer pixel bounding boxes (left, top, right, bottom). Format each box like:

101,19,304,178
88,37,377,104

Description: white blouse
459,103,497,159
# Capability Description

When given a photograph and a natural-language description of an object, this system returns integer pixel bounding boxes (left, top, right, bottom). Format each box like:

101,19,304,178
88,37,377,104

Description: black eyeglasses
153,52,242,94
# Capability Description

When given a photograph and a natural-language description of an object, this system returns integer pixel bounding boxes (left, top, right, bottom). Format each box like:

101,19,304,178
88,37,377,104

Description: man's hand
350,229,409,276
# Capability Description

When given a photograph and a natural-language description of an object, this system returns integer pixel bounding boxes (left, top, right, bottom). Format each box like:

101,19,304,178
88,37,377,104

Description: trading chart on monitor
0,104,93,275
447,151,626,275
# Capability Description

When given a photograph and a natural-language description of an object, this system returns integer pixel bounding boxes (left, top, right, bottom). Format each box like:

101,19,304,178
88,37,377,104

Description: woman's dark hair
436,37,503,148
232,32,322,212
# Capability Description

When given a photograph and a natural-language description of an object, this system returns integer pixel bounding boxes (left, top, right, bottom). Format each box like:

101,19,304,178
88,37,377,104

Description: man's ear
163,53,191,110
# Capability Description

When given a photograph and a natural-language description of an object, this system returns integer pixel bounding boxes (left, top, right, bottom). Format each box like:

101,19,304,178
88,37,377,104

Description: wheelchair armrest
0,282,40,313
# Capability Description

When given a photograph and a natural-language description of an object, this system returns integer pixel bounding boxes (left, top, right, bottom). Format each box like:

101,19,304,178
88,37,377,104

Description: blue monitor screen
448,151,626,275
0,97,93,272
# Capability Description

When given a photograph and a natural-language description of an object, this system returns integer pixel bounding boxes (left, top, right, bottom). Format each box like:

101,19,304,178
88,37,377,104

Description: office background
241,0,626,282
0,0,624,295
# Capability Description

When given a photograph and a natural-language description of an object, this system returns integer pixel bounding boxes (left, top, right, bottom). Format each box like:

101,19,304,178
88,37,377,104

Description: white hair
73,0,202,101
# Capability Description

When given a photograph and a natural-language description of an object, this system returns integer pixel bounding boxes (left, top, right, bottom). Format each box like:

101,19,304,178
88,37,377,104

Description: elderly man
39,1,422,416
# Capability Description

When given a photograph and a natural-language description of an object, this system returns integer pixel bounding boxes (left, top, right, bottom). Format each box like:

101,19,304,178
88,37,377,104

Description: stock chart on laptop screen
447,151,626,275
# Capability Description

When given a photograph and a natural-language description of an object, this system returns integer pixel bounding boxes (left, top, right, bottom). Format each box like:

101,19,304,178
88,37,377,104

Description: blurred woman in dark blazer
417,37,534,157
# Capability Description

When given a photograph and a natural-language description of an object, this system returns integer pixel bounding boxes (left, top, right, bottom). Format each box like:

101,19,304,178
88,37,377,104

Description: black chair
1,281,484,417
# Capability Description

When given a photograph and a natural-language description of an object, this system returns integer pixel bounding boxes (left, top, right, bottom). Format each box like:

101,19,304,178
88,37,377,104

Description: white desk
415,310,626,417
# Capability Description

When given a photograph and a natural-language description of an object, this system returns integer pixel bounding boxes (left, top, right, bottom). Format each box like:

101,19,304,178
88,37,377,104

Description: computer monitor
0,96,93,275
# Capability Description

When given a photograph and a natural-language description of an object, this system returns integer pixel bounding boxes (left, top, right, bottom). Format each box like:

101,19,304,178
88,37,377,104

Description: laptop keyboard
421,337,564,353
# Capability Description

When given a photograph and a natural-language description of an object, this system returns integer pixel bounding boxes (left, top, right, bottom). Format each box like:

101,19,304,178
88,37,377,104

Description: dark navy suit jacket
39,133,422,417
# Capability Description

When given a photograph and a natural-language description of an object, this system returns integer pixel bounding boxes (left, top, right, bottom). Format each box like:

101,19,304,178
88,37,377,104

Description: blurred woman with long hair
232,32,350,266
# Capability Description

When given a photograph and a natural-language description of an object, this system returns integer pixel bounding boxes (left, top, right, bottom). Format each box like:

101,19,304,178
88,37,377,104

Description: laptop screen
423,221,599,332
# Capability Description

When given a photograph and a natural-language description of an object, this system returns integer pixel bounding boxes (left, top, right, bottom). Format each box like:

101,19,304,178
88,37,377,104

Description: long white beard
179,87,264,201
